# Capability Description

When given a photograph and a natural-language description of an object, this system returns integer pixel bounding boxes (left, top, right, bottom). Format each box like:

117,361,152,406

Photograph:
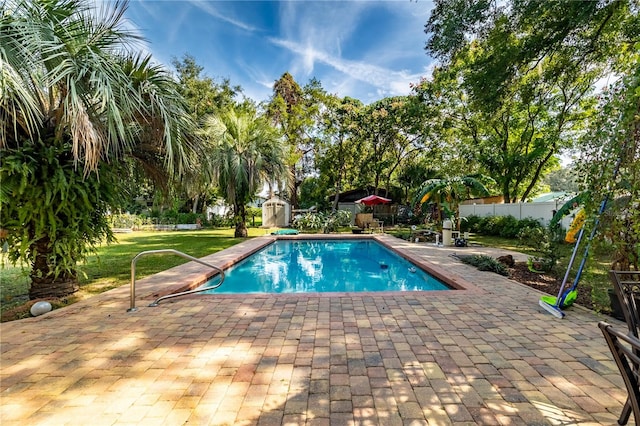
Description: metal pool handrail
128,249,225,312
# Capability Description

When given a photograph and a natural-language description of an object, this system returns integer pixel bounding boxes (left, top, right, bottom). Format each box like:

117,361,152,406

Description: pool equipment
271,229,299,235
442,219,453,246
454,238,467,247
538,214,591,318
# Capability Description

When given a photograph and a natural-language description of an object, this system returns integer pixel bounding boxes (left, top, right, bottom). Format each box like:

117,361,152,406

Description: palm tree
0,0,197,298
201,107,289,237
414,175,493,225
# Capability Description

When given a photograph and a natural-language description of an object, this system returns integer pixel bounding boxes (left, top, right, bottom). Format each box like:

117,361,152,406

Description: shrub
322,210,352,233
293,210,352,233
519,217,544,232
517,226,561,272
460,215,482,233
293,212,324,230
463,215,543,237
456,254,509,276
176,212,199,224
478,216,502,235
497,215,520,238
108,213,152,230
208,213,232,227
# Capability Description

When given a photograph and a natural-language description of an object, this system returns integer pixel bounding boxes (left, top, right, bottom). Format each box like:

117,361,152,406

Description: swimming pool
196,239,451,294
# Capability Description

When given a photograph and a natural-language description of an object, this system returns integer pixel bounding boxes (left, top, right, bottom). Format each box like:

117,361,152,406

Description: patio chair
369,219,383,234
599,321,640,426
609,270,640,425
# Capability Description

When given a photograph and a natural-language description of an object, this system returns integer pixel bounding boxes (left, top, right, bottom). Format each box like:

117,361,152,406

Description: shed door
273,203,285,227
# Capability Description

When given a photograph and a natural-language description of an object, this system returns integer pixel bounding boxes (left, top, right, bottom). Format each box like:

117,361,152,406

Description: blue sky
124,1,436,104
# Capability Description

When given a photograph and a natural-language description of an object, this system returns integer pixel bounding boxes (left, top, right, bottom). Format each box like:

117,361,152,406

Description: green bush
497,215,520,238
175,212,199,224
293,212,324,230
519,217,544,232
462,215,543,237
456,254,509,276
460,215,482,232
479,216,502,235
293,210,352,233
517,226,561,272
208,213,232,227
108,213,153,230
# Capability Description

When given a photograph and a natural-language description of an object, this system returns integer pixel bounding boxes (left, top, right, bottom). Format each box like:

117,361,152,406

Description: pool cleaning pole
539,133,628,318
539,225,586,318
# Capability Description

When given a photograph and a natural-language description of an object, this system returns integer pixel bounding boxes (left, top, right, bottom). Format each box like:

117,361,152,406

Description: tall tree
315,95,363,211
414,41,596,202
200,107,289,237
544,165,579,193
356,98,410,195
422,1,638,202
0,0,197,298
172,54,241,118
267,73,321,209
171,54,243,214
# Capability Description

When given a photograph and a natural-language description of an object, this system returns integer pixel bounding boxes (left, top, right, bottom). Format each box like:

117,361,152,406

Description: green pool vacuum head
540,289,577,309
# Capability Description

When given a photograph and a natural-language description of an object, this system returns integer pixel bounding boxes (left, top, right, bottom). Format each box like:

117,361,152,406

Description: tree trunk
289,164,299,209
332,182,341,213
30,274,79,299
234,221,248,238
28,236,79,299
234,203,248,238
192,193,200,214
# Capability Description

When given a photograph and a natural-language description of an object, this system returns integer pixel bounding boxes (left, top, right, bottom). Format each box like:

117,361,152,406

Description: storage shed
262,197,290,227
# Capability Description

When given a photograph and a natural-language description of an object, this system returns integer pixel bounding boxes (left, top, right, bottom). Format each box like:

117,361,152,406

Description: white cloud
187,0,257,32
269,38,422,98
269,1,432,100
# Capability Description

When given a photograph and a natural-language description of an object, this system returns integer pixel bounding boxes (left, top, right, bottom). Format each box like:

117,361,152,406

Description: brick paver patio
0,234,631,425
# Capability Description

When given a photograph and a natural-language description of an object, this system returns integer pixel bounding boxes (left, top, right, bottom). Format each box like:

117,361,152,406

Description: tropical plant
0,0,197,298
414,175,492,225
201,107,289,237
321,210,352,234
292,210,352,233
292,212,324,231
1,142,121,298
171,54,243,214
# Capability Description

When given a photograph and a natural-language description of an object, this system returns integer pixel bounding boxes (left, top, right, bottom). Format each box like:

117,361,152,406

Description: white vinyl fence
460,201,575,229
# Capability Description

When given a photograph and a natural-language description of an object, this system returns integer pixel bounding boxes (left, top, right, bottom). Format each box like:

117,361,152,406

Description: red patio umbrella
355,195,392,205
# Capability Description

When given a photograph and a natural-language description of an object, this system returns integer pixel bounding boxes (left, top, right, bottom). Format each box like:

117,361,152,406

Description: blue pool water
197,239,451,294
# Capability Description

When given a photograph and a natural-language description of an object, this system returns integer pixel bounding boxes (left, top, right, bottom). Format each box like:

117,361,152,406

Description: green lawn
0,227,268,320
